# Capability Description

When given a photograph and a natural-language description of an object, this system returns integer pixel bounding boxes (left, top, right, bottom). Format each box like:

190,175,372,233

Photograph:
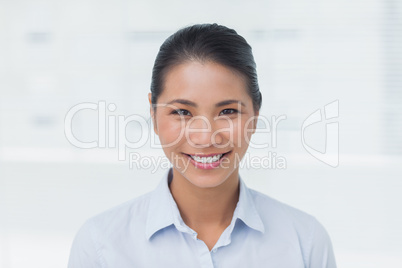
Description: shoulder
74,190,154,244
248,188,337,267
86,191,153,233
249,188,317,227
68,191,153,267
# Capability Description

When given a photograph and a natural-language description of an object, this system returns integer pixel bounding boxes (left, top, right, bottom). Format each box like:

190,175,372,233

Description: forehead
160,61,250,105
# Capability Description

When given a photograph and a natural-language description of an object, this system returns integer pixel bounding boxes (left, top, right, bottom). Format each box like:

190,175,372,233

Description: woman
68,23,336,268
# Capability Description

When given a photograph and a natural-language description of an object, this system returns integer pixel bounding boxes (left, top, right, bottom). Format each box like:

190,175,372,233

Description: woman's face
148,61,259,188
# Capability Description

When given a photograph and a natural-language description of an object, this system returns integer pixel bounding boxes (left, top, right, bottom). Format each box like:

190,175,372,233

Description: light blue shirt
68,168,336,268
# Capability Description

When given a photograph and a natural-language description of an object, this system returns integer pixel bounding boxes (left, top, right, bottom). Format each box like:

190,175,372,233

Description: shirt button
212,248,217,253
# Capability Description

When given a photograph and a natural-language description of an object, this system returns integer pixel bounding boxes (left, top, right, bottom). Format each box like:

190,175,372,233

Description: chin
183,168,235,189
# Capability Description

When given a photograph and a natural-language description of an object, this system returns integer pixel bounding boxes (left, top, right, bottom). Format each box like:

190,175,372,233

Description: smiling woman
150,61,257,190
68,23,337,268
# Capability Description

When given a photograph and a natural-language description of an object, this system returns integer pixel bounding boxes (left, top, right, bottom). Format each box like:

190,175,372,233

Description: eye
171,109,191,116
220,109,238,115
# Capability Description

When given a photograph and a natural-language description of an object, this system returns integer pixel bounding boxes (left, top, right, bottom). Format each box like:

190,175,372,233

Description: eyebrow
167,99,245,108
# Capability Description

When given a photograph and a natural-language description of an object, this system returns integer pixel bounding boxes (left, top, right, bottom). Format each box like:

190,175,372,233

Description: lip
183,151,232,170
185,151,231,157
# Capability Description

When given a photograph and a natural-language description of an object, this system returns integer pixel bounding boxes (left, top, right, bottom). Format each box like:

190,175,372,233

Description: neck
169,169,240,229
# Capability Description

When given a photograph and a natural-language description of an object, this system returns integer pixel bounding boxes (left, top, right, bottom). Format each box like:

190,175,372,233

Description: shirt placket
173,216,215,268
192,232,215,268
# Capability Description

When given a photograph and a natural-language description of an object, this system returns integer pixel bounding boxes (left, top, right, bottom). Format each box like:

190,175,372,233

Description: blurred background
0,0,401,267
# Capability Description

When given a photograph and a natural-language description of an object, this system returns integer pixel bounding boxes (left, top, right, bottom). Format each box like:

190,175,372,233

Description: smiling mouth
183,151,232,163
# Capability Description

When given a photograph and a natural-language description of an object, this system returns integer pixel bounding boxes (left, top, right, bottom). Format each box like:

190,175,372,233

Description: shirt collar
235,174,265,233
145,168,176,240
145,168,265,240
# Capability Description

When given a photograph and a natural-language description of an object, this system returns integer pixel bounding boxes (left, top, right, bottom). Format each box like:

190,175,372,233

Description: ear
148,93,158,135
250,111,259,135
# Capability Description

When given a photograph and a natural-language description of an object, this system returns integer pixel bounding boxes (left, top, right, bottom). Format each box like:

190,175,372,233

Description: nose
185,115,224,148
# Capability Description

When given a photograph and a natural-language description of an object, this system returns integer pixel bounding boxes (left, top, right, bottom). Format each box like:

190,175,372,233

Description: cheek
157,117,186,145
233,119,253,148
213,119,249,147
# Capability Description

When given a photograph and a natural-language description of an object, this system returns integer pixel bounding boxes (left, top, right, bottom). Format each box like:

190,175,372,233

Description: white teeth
191,154,223,163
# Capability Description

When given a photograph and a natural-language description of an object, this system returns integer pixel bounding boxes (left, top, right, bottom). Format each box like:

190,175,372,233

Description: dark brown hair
150,23,262,113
